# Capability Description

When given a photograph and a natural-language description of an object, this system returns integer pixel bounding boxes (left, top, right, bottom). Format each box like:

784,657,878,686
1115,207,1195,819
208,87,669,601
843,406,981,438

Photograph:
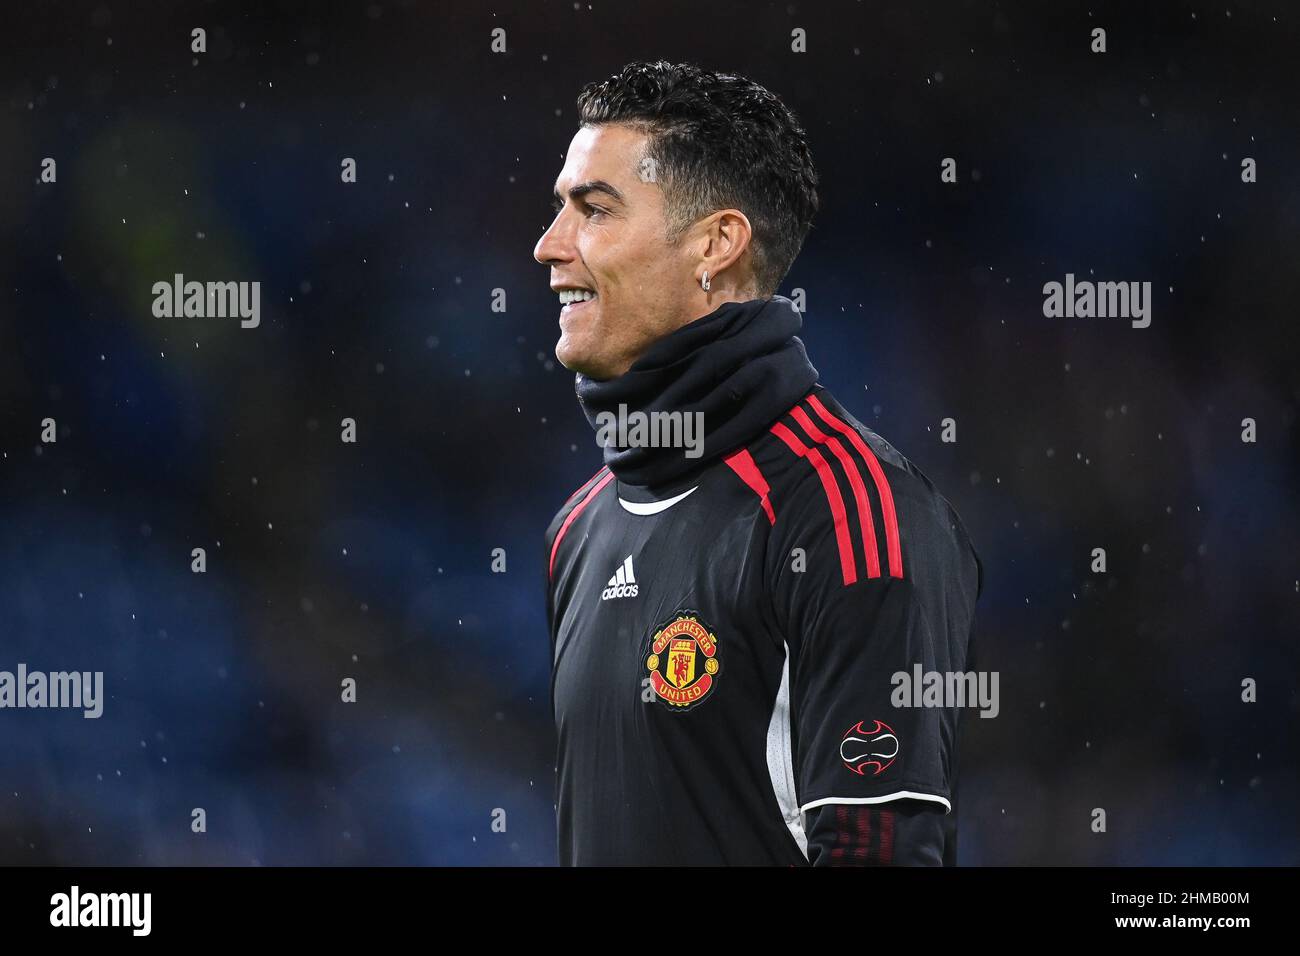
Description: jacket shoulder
732,388,980,594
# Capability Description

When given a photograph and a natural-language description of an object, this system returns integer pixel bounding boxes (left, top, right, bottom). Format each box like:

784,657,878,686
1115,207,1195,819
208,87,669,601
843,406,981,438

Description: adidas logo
601,555,639,601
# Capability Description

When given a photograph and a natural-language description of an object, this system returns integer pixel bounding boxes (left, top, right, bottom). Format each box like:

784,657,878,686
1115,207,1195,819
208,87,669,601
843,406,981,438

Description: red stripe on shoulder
562,465,611,508
789,405,883,579
770,421,857,586
723,448,776,525
549,469,614,581
806,394,903,578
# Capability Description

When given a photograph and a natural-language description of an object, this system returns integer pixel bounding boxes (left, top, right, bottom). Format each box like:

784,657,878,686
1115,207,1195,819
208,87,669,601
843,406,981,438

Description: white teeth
558,289,596,305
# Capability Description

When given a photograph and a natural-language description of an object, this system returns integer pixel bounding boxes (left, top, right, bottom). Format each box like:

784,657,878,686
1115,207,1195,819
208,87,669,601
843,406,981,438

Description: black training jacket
544,295,982,866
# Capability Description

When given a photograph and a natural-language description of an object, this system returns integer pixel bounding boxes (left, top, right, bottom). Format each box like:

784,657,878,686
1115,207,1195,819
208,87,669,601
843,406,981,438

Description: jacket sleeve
766,471,959,866
804,801,946,866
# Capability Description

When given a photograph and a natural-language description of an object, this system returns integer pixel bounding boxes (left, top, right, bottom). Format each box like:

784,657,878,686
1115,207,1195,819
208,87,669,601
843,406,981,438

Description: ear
696,209,754,284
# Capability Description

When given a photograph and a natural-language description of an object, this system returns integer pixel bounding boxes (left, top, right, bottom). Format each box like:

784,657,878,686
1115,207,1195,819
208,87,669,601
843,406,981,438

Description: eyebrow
552,179,626,206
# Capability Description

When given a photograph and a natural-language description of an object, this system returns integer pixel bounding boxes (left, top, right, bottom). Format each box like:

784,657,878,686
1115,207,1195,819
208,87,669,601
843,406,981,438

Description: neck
605,290,761,379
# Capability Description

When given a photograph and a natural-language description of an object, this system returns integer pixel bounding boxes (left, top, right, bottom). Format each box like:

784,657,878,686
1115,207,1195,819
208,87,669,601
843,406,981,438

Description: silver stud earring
700,270,710,292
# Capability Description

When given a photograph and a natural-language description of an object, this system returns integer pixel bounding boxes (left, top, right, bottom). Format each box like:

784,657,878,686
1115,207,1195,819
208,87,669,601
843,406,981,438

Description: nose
534,208,574,266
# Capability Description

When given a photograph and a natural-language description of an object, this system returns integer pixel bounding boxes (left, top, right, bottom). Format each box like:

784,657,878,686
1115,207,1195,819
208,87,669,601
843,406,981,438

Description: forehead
554,123,653,193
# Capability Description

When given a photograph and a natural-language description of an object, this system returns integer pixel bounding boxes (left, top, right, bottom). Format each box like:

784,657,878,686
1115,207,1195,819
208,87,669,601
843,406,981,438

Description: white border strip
766,641,808,859
801,791,952,815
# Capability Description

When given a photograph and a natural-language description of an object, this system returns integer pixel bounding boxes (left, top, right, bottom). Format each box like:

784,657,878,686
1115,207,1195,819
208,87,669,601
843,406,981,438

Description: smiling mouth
556,288,598,316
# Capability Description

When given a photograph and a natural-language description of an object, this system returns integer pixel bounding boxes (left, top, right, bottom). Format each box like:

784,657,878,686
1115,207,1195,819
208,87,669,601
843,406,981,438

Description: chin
556,343,619,380
555,339,595,376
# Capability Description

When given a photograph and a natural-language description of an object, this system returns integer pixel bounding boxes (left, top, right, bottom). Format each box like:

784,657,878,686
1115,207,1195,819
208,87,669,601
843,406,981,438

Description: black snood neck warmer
574,295,819,489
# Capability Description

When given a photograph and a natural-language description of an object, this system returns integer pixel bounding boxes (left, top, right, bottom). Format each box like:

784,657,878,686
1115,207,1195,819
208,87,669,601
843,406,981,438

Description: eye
585,204,608,218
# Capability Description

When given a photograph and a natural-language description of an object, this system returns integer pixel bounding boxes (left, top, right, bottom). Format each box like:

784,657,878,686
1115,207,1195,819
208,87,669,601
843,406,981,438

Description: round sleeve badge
644,611,721,711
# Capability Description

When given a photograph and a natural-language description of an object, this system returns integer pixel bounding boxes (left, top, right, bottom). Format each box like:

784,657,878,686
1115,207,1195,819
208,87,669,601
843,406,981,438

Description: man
536,61,982,865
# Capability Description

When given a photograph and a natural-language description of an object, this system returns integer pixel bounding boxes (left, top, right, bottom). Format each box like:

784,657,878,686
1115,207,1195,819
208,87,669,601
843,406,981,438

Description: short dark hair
576,60,819,297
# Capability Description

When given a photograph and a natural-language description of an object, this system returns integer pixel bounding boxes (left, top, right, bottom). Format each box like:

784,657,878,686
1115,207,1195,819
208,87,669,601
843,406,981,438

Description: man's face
534,124,698,380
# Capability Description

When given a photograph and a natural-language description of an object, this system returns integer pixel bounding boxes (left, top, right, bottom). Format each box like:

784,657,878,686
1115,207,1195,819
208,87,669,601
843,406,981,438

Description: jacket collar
574,295,818,489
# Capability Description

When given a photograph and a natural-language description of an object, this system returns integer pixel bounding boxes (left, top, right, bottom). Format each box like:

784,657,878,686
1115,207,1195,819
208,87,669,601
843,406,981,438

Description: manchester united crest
644,611,721,711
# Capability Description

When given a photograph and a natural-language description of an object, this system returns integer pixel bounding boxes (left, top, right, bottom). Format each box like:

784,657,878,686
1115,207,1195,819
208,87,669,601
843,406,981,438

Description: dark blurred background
1,0,1297,865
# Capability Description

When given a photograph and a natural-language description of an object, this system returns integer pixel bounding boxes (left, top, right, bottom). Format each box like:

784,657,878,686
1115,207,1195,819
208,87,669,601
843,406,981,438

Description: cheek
584,224,672,292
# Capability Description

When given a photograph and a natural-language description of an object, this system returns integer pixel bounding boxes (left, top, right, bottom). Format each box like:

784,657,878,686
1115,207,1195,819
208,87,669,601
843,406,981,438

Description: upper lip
551,282,595,293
